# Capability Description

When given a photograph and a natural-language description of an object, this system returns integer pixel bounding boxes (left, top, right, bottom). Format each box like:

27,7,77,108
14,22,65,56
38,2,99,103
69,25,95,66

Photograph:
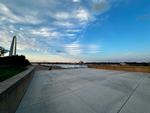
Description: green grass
0,67,25,82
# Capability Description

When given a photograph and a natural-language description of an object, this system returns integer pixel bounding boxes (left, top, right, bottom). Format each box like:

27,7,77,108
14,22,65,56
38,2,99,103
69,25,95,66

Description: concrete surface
0,67,34,113
15,68,150,113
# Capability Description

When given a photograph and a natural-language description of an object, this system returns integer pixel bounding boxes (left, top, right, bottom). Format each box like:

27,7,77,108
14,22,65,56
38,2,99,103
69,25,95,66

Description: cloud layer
0,0,116,61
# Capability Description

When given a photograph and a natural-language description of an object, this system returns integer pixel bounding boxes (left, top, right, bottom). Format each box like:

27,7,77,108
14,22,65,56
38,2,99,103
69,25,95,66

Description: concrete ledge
0,66,34,113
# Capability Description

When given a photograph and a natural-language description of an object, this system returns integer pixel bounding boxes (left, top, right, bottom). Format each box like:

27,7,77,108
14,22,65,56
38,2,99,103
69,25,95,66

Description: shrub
0,55,31,67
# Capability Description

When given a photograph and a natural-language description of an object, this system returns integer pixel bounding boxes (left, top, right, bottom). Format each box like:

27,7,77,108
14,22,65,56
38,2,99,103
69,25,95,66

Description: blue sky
0,0,150,62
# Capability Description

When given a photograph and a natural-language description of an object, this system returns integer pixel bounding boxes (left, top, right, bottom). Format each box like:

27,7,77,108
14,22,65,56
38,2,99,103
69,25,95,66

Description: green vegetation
0,67,25,82
0,46,9,57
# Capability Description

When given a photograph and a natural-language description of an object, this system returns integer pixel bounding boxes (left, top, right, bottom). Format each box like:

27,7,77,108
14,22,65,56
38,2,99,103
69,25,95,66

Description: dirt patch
88,65,150,73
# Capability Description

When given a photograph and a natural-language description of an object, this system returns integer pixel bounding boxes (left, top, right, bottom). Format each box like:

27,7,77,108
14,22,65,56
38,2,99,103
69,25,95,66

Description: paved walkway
16,68,150,113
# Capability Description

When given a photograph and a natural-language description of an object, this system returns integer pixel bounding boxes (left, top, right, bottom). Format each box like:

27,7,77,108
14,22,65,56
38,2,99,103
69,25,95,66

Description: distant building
120,62,127,66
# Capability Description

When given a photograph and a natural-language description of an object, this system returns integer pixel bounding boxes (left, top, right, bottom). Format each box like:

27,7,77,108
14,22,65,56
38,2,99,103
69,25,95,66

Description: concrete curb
0,66,35,113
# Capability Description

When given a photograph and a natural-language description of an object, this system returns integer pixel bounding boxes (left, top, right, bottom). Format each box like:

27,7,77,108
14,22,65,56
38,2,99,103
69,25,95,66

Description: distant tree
0,46,9,57
79,61,84,65
0,55,31,66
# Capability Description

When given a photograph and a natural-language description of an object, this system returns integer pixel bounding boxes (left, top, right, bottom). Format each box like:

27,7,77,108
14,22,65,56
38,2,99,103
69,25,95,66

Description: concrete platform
15,68,150,113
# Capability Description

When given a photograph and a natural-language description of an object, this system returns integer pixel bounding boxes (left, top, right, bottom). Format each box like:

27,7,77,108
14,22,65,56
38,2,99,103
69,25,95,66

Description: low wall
0,66,34,113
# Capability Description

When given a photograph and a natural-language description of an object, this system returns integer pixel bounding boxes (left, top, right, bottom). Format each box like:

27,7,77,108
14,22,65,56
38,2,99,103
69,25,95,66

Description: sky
0,0,150,62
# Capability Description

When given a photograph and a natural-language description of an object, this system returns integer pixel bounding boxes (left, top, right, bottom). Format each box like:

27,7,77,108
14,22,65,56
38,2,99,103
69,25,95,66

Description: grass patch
0,67,25,82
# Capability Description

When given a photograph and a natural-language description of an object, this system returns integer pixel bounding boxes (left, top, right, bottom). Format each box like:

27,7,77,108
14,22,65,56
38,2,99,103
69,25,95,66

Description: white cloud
75,8,91,22
29,28,59,38
73,0,80,3
0,3,43,24
91,0,110,14
0,3,22,23
88,44,102,53
0,30,39,52
0,0,111,61
64,42,101,56
65,33,76,37
64,42,82,55
55,12,70,20
53,21,75,27
66,29,81,33
0,31,11,48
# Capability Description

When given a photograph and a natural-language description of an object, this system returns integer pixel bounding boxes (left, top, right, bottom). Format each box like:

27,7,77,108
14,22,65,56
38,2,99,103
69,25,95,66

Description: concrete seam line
117,77,145,113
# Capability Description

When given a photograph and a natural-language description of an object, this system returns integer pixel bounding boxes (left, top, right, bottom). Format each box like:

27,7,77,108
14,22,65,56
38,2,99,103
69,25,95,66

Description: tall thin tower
9,36,17,56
